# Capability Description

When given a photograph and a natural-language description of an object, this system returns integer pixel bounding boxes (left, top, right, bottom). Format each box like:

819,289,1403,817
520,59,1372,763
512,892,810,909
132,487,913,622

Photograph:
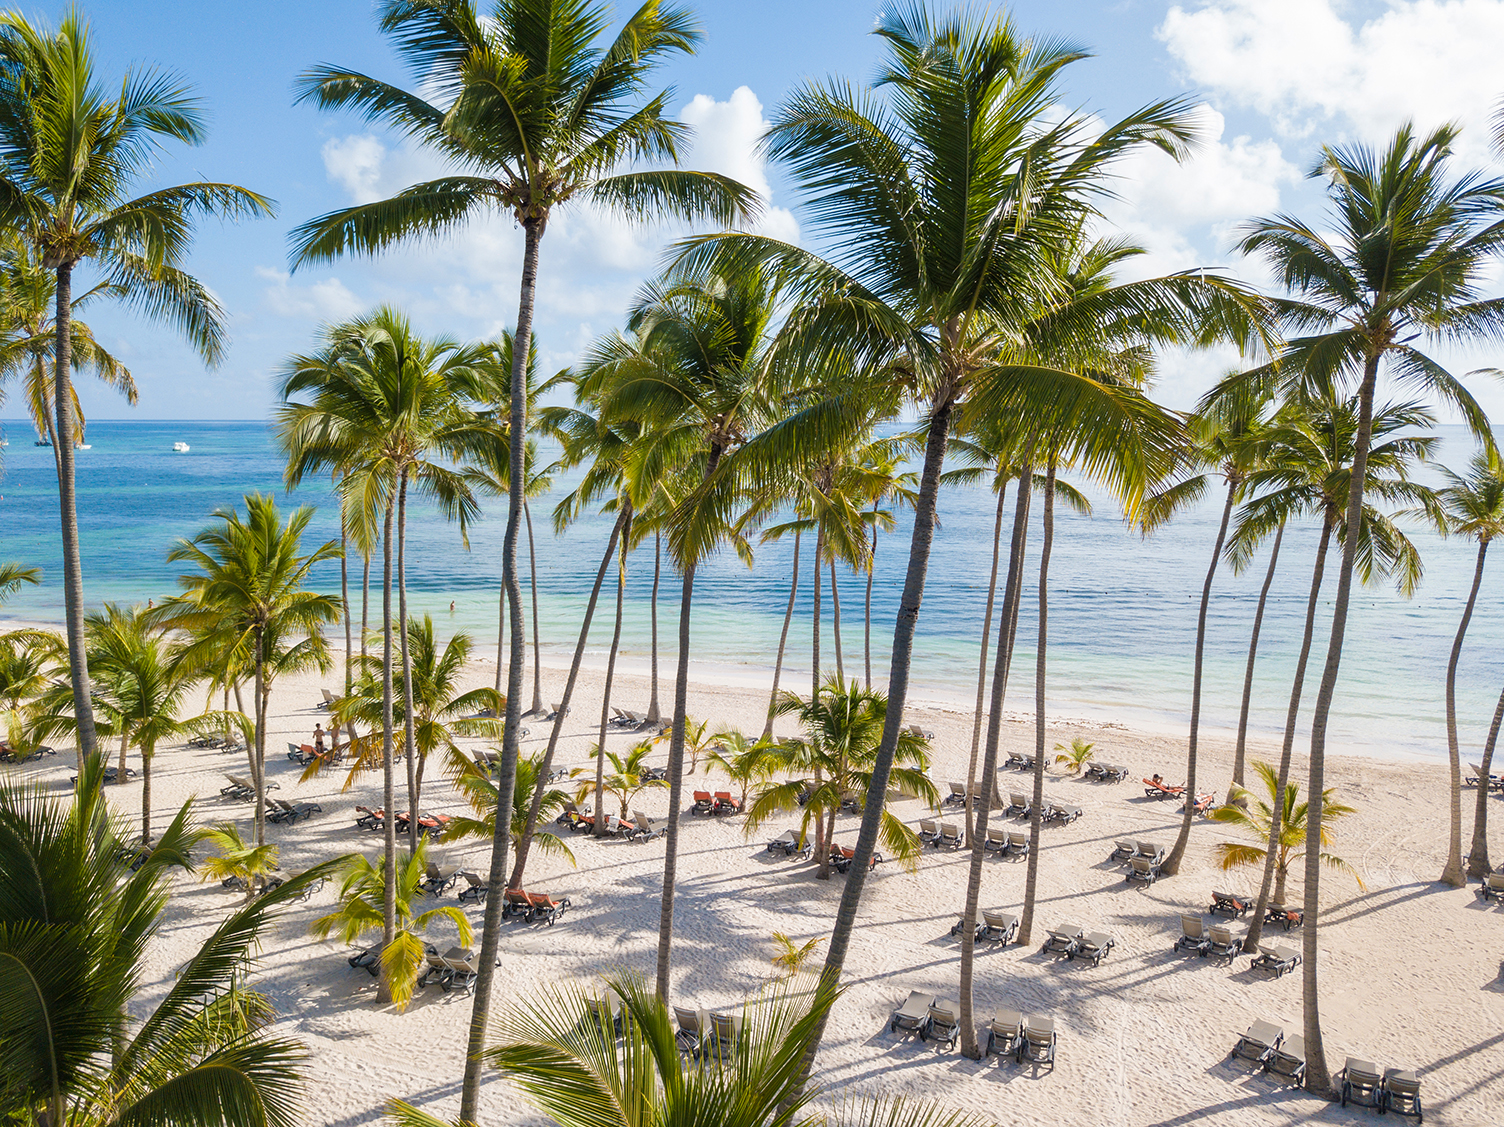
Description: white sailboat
173,441,190,453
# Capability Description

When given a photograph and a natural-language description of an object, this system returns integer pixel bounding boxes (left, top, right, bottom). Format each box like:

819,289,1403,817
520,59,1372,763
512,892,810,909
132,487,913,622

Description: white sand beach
13,650,1503,1127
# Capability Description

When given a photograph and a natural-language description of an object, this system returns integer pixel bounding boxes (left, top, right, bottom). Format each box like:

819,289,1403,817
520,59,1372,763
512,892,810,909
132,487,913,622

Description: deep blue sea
1,418,1499,762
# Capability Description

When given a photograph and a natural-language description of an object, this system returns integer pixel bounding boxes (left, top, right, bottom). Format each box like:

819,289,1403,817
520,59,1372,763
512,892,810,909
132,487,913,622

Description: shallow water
1,418,1499,761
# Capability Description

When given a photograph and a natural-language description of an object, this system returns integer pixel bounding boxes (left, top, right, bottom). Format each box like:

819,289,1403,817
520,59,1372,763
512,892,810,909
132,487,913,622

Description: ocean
1,417,1500,762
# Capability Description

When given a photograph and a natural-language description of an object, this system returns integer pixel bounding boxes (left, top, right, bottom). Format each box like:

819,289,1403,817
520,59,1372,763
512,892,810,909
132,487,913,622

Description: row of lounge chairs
942,781,984,806
265,796,323,824
501,887,571,924
919,819,966,849
1083,761,1129,782
949,910,1019,946
1230,1024,1422,1118
72,764,137,785
417,945,483,993
286,741,345,767
889,992,1056,1065
562,808,666,841
674,1007,742,1060
1002,752,1038,771
188,732,242,752
1041,922,1115,965
1207,890,1305,929
1173,915,1241,960
766,829,812,859
350,807,451,837
691,790,742,816
221,773,277,800
0,742,55,763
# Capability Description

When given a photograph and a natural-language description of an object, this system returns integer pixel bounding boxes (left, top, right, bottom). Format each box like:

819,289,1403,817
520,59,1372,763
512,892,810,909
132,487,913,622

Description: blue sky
17,0,1504,426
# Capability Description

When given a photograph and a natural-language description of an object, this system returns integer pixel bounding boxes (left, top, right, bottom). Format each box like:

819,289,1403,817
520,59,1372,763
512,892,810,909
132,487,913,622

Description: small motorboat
34,438,51,447
74,444,90,450
172,441,190,453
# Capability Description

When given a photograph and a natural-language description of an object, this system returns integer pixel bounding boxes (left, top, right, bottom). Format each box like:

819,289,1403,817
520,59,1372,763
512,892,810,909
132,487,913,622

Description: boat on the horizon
34,438,50,447
172,441,190,453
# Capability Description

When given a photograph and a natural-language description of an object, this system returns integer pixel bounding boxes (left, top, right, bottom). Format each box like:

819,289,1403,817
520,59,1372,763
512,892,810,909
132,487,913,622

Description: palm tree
0,627,58,711
746,677,937,878
81,603,199,843
0,562,40,604
1,764,332,1127
678,10,1258,1051
703,729,777,811
1212,761,1363,904
1226,395,1436,955
0,236,136,452
311,837,472,1012
292,9,755,1100
444,753,576,868
200,822,282,903
0,12,273,764
1235,124,1503,1091
156,494,341,848
581,266,777,997
321,616,502,813
1144,393,1271,877
577,741,668,822
1432,455,1504,885
1468,679,1504,877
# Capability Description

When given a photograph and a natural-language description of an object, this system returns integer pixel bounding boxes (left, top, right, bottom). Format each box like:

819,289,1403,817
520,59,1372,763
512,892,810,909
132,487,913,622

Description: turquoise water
1,418,1499,761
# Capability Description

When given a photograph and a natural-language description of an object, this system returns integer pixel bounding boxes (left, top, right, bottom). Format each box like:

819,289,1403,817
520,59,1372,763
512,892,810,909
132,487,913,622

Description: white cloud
679,86,800,244
255,267,365,322
1159,0,1504,160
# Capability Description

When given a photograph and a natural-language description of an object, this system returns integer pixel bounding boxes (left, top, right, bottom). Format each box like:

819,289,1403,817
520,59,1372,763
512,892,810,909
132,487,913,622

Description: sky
11,0,1504,428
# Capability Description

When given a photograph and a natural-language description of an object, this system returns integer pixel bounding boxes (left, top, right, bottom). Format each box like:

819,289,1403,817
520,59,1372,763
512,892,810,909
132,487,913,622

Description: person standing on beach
313,724,325,754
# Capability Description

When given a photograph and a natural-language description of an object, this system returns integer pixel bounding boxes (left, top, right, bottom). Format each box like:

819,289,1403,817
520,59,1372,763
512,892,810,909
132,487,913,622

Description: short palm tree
320,615,502,813
1431,455,1504,884
703,729,778,811
1053,738,1096,773
0,562,40,604
1234,122,1504,1092
748,677,938,879
444,753,576,868
0,12,273,764
199,822,282,903
0,625,58,711
1212,761,1363,905
310,837,472,1013
577,742,668,823
155,494,341,846
0,764,331,1127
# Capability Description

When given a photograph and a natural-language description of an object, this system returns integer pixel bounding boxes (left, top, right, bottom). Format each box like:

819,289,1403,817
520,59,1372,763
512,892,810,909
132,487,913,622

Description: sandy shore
11,648,1503,1127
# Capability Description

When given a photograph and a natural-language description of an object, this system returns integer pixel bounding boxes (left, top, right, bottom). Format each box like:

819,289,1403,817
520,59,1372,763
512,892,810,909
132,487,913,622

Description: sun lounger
1340,1058,1384,1110
690,790,714,815
712,791,741,815
1207,923,1240,960
1174,914,1211,956
1143,777,1185,799
1005,792,1030,817
983,827,1010,854
319,688,335,709
420,862,459,897
1210,890,1252,917
1265,903,1304,929
890,990,935,1035
501,888,534,920
706,1011,742,1060
980,910,1018,946
526,890,571,925
943,780,966,805
1192,791,1216,815
1126,855,1160,885
347,944,380,975
1084,762,1107,781
921,1000,960,1049
632,812,665,841
272,797,323,824
1477,872,1504,902
1042,923,1083,958
438,946,480,994
937,822,963,850
986,1008,1025,1057
767,829,811,858
1109,839,1137,862
456,870,487,903
354,805,383,830
1231,1019,1283,1066
1005,830,1029,856
917,819,941,845
830,844,881,873
1018,1015,1056,1066
1019,753,1038,770
1466,761,1500,789
1103,764,1129,782
1251,942,1301,978
674,1006,704,1057
1004,752,1026,771
1382,1068,1422,1120
1045,801,1082,824
220,774,256,800
1134,841,1164,865
949,914,980,940
1266,1034,1306,1084
1077,931,1115,966
906,723,934,740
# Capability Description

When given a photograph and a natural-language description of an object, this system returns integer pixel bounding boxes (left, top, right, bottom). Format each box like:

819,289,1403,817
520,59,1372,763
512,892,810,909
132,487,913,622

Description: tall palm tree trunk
1162,478,1237,876
252,626,268,848
361,551,370,665
1301,358,1381,1095
525,499,545,715
764,528,801,740
1441,540,1487,886
509,510,626,888
830,560,845,683
1230,521,1283,802
648,531,662,724
864,514,878,689
655,443,725,999
378,495,396,1004
961,464,1044,1057
341,518,353,747
1467,680,1504,877
140,742,154,844
963,481,1009,846
1245,519,1332,953
460,214,541,1123
397,472,420,818
595,509,631,837
808,398,953,1063
493,571,506,695
810,526,827,873
51,260,98,762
